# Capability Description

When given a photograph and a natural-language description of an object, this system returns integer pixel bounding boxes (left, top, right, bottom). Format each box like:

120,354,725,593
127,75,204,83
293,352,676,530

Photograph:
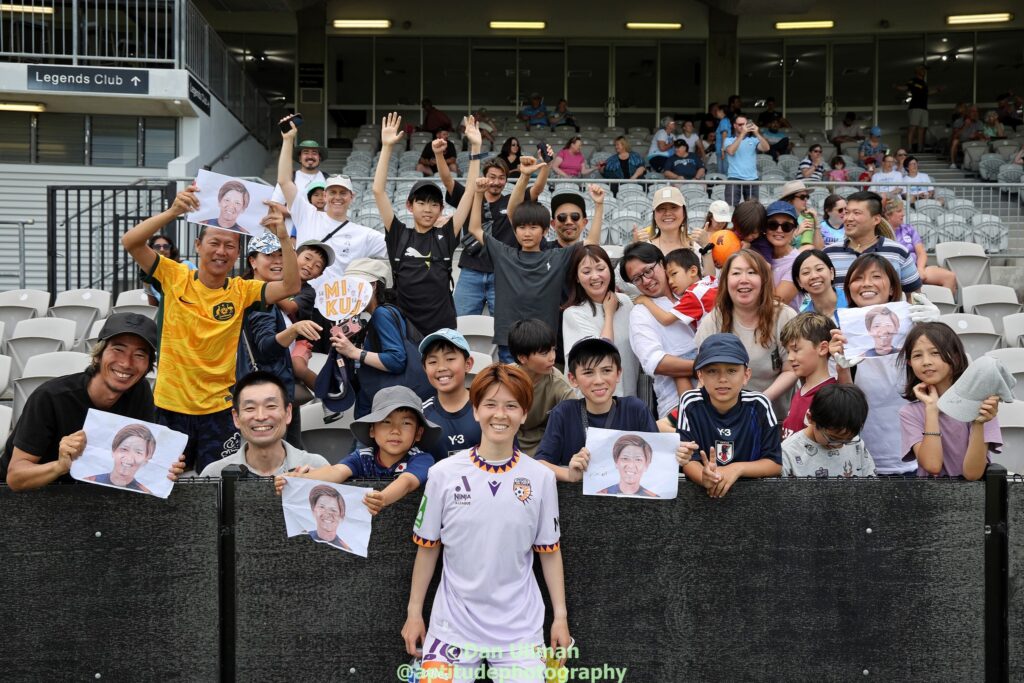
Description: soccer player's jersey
676,388,782,466
149,256,265,414
412,447,560,649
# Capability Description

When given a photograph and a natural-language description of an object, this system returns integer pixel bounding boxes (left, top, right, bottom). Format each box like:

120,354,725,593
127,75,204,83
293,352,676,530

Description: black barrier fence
2,470,1021,681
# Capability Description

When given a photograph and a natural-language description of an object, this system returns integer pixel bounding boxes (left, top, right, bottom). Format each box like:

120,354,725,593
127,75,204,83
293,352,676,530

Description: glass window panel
0,112,31,163
330,37,372,105
739,41,783,108
519,45,565,114
567,45,608,109
471,44,516,109
832,42,874,109
877,36,924,109
91,115,138,167
659,42,705,112
37,113,85,165
424,38,468,109
976,30,1024,108
924,33,973,107
376,38,420,107
143,117,176,168
615,45,656,110
785,43,826,109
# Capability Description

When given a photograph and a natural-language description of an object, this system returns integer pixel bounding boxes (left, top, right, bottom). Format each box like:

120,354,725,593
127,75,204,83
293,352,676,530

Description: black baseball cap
694,333,749,370
98,313,159,354
408,179,444,203
550,192,587,217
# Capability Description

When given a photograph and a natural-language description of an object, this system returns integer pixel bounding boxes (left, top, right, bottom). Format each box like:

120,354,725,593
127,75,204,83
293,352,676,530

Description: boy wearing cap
419,329,480,461
276,386,438,515
535,338,658,481
676,333,782,498
373,113,483,337
122,188,300,473
277,119,386,285
4,313,186,491
858,127,885,168
663,139,706,181
305,182,326,211
469,161,605,363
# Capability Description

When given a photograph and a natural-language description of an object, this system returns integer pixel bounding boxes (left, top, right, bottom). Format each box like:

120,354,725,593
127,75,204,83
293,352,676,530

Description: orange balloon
709,229,742,268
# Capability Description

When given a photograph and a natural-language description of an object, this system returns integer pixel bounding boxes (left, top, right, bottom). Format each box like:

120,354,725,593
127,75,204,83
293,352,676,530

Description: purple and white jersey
412,447,560,649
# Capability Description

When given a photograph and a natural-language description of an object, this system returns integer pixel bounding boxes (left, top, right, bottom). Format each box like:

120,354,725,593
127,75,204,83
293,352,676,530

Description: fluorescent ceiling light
0,3,54,13
775,20,834,30
332,19,390,29
489,21,545,30
626,22,682,30
0,102,45,112
946,13,1013,25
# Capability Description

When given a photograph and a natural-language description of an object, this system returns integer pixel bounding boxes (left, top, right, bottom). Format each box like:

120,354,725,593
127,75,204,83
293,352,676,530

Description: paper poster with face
582,427,680,500
186,169,275,237
836,301,912,359
315,276,373,322
70,409,188,499
281,477,372,558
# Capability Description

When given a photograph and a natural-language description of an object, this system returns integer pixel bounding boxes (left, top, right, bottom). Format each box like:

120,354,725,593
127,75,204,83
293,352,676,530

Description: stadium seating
985,348,1024,401
13,351,91,421
466,351,494,386
0,353,10,397
456,315,497,359
7,317,77,380
920,284,957,315
960,285,1022,334
111,289,158,319
935,242,990,288
1002,313,1024,349
299,401,355,465
0,288,50,349
0,403,10,445
937,314,1002,360
992,399,1024,474
48,288,112,350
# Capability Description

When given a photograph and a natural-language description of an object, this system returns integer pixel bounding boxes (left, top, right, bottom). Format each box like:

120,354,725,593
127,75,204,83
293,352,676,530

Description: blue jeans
453,267,495,316
497,345,515,364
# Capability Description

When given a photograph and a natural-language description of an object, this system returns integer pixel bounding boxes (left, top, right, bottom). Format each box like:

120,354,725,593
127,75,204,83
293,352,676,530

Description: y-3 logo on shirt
212,302,235,321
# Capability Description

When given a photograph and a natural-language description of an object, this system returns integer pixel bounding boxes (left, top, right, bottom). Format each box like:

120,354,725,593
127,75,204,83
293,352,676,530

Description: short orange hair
469,363,534,414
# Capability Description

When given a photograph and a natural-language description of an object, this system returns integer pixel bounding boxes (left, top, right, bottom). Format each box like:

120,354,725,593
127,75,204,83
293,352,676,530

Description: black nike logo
178,296,196,305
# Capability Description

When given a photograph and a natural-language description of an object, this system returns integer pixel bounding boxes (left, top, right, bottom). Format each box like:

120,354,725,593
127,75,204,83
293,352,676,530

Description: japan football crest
714,441,735,465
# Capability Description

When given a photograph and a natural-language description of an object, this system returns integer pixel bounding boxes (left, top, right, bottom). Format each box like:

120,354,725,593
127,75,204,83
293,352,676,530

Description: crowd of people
1,88,1017,681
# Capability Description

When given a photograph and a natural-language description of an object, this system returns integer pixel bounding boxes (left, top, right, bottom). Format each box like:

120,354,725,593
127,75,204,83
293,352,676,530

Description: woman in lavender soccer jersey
402,364,572,681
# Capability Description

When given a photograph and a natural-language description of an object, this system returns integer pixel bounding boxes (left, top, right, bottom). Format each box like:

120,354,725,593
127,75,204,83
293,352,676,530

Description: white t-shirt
647,129,676,158
628,296,697,418
870,170,905,195
679,132,700,152
289,189,386,286
412,448,560,649
562,293,638,398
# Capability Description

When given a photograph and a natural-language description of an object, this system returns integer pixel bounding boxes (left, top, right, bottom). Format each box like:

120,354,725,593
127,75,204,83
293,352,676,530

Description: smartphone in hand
537,142,553,163
280,113,304,133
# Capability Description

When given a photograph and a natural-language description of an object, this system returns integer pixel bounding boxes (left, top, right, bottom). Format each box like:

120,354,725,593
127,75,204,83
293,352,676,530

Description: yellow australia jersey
150,256,265,414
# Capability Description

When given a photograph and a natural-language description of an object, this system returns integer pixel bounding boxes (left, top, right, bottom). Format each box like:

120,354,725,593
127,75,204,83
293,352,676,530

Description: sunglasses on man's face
767,220,797,233
556,212,582,223
793,194,810,201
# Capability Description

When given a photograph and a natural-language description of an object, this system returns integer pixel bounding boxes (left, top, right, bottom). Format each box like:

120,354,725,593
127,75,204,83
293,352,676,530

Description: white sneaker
949,163,958,169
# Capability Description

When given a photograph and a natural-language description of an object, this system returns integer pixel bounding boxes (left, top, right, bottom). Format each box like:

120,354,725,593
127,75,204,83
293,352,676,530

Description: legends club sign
28,65,150,94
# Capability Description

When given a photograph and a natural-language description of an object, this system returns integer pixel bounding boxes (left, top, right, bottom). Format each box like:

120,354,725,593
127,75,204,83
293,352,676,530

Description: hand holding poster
582,427,680,499
836,301,911,359
281,477,373,557
315,276,373,322
186,169,276,237
70,409,188,498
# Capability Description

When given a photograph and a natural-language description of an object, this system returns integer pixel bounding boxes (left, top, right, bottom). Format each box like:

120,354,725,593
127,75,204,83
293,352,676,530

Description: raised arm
260,202,301,303
530,145,554,200
433,138,456,195
752,125,770,153
121,186,198,272
508,155,543,220
583,184,604,246
277,119,299,209
450,116,482,237
374,112,404,229
468,176,488,245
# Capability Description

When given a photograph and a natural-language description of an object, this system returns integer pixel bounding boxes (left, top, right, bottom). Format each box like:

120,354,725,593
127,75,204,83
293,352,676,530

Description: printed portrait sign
314,277,373,322
186,169,275,237
70,409,188,499
281,477,373,558
582,427,680,500
836,301,912,359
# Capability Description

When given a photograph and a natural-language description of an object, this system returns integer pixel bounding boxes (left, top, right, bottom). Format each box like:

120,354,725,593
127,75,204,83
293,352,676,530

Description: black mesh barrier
0,480,220,680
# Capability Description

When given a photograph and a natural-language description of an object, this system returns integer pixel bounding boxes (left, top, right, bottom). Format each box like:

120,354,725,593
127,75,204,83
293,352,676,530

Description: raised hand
381,112,404,147
170,186,200,217
463,115,482,147
431,138,448,155
699,448,721,491
518,155,545,176
588,184,605,204
280,116,298,141
474,176,489,193
261,201,291,241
